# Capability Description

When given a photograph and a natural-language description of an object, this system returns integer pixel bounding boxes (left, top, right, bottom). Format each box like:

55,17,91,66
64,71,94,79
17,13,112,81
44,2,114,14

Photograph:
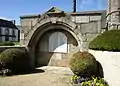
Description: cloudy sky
0,0,106,25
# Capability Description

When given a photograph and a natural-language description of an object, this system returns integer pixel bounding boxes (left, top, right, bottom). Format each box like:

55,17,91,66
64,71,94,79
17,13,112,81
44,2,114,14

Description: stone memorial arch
20,8,87,67
20,7,106,67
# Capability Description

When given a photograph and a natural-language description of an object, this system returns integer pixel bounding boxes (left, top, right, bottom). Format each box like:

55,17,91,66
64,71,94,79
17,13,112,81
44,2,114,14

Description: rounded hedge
0,48,30,73
70,52,97,77
89,30,120,51
0,41,15,46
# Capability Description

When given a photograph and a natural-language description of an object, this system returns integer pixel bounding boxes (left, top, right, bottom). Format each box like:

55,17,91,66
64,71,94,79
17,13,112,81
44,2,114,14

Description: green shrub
13,42,19,45
0,41,15,46
81,77,109,86
0,48,31,74
70,52,97,77
89,30,120,51
70,75,109,86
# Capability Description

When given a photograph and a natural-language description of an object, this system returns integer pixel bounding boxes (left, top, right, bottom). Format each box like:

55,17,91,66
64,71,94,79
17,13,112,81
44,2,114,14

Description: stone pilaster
107,0,120,29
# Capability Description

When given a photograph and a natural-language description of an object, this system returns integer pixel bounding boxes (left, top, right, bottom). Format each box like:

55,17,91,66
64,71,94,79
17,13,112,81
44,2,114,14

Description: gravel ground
0,66,73,86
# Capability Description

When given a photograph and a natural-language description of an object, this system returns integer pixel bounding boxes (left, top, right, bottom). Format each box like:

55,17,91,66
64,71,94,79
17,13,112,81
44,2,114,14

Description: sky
0,0,106,25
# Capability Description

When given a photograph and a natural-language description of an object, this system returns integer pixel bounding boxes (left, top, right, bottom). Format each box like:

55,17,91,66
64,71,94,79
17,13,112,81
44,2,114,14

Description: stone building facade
0,19,19,42
20,0,120,67
20,7,106,67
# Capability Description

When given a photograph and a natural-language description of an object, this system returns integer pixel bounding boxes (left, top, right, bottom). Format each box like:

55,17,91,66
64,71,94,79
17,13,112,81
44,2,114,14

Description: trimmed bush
70,52,97,77
0,41,15,46
89,30,120,51
0,48,30,74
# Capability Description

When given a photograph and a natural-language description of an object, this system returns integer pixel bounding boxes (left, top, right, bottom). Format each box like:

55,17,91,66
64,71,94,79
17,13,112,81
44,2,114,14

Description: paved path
0,66,73,86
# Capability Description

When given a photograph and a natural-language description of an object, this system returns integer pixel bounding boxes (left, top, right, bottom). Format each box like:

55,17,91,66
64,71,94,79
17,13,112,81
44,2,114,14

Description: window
12,37,15,41
0,27,2,35
12,29,15,35
0,36,2,42
5,28,9,35
5,36,9,41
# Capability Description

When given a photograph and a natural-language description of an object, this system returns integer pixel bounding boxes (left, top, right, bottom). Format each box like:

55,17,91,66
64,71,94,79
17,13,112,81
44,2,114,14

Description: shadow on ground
0,68,45,77
31,69,45,74
96,61,104,78
17,69,45,75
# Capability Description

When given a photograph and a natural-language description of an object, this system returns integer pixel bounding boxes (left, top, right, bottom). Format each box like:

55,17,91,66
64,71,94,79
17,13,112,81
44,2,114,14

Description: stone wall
35,30,79,67
20,10,106,46
20,15,40,45
71,10,106,42
89,50,120,86
0,46,27,53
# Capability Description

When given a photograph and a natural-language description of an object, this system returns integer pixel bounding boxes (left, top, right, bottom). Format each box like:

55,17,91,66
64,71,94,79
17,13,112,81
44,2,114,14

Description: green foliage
0,41,15,46
70,75,109,86
89,30,120,51
81,77,109,86
0,48,31,74
13,42,19,45
70,74,79,83
70,74,90,84
70,52,97,76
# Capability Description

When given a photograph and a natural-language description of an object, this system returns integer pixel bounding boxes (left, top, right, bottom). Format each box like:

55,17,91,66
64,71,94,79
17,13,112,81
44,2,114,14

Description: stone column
107,0,120,29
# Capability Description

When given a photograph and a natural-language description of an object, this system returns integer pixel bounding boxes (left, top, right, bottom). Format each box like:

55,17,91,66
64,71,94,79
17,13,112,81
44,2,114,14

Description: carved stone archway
22,13,87,67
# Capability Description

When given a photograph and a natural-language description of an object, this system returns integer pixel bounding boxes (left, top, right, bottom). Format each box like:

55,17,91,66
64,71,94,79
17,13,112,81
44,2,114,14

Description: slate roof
0,19,18,29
